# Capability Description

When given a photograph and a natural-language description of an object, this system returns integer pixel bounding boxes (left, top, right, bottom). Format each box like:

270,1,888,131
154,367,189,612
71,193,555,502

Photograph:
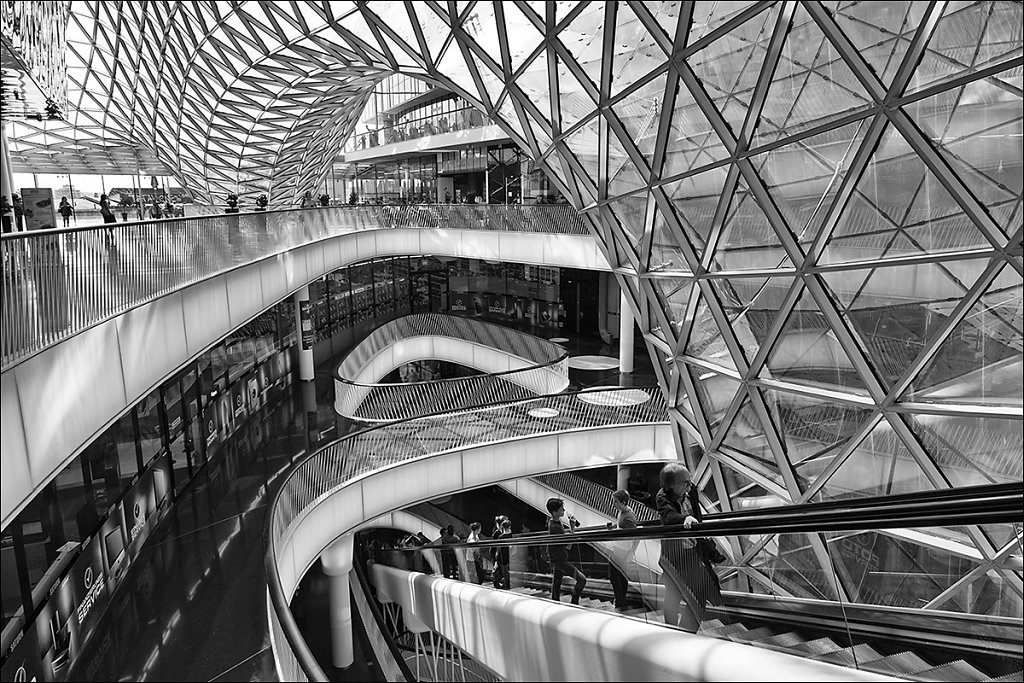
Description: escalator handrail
390,482,1022,553
352,548,418,682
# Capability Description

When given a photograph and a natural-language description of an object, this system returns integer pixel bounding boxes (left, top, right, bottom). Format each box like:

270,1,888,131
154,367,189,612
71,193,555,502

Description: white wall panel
224,266,266,329
2,229,608,529
9,320,126,525
117,291,189,405
1,372,31,521
181,277,230,356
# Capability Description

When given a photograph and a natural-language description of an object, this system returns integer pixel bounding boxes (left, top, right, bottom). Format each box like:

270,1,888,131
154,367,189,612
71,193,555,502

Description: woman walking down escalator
656,462,723,632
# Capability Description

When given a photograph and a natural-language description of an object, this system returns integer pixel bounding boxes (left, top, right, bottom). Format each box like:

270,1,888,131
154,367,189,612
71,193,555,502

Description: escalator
365,484,1023,682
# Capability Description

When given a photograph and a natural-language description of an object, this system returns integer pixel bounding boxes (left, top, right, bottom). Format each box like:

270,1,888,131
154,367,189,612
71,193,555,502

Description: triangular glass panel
436,39,477,95
764,287,870,395
611,72,668,167
710,275,796,363
823,528,980,608
652,276,693,335
698,471,724,515
826,1,927,87
686,291,738,371
904,264,1022,407
753,5,874,147
747,531,837,600
648,203,694,273
467,48,506,111
503,2,547,75
761,385,877,487
822,124,992,266
606,192,647,247
937,568,1023,618
688,4,780,139
609,3,670,96
980,523,1022,550
514,47,554,127
721,394,777,466
606,131,648,198
554,52,598,131
754,118,873,248
815,420,936,501
560,1,606,88
661,165,729,257
661,77,730,178
905,413,1022,488
414,6,453,65
688,1,758,46
460,1,504,67
687,365,742,432
904,69,1022,234
368,4,421,60
821,257,990,389
711,176,795,272
562,115,600,180
908,1,1023,94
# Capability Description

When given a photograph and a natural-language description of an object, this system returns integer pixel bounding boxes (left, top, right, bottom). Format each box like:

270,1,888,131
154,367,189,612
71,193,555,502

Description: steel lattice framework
7,1,1024,616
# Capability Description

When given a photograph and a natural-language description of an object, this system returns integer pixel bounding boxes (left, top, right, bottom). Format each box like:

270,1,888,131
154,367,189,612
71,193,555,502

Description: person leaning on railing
656,462,724,632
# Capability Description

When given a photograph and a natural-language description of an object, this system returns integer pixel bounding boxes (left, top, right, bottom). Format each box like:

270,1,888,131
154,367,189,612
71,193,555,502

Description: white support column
321,534,355,669
293,286,315,381
0,122,15,229
616,465,631,493
619,289,635,374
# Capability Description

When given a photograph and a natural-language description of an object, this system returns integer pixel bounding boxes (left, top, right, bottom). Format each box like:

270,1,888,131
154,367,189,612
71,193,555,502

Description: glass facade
4,0,1021,623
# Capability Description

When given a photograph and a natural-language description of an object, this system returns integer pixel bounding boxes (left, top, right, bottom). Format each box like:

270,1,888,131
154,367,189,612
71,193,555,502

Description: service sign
68,538,106,645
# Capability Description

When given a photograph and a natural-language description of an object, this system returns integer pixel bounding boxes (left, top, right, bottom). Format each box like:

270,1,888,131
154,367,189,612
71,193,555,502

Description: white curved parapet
1,220,608,529
368,564,897,682
334,313,569,421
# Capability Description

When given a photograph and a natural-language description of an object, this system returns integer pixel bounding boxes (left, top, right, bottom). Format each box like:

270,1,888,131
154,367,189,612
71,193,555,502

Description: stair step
914,660,988,682
860,652,931,676
750,632,806,650
700,618,725,631
984,672,1024,682
789,637,843,657
812,644,882,667
700,622,749,638
727,626,776,644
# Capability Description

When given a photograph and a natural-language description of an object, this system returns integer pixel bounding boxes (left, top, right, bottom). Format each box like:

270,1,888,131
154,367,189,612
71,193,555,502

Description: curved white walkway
1,227,607,527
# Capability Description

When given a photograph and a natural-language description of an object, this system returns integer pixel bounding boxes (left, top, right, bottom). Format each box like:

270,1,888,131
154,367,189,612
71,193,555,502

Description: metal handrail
334,313,570,421
0,204,589,371
533,471,659,523
265,386,669,681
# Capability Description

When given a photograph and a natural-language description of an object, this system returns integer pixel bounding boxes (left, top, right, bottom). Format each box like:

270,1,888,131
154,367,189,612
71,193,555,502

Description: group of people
410,462,724,632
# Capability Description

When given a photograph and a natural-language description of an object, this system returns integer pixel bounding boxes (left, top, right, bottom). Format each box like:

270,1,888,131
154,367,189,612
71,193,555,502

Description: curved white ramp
369,564,893,682
335,314,569,421
1,228,607,527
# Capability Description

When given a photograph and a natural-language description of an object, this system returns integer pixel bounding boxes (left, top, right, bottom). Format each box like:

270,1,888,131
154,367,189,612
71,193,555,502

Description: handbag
698,537,727,564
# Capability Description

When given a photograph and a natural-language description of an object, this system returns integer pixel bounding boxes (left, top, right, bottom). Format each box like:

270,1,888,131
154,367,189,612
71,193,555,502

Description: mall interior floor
66,328,655,681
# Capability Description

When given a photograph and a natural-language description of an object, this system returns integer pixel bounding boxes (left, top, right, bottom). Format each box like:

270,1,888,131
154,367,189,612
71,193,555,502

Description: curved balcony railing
0,204,589,371
265,386,669,681
335,313,569,422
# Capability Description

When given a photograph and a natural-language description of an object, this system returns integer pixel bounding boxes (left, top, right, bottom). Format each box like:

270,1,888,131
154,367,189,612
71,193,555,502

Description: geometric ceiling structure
5,1,1023,616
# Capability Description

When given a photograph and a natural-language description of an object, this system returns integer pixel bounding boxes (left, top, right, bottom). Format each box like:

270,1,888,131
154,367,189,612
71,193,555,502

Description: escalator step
984,672,1024,682
751,632,805,649
701,619,725,631
700,622,749,638
790,637,842,656
812,643,882,667
914,660,988,682
860,652,931,676
727,627,776,644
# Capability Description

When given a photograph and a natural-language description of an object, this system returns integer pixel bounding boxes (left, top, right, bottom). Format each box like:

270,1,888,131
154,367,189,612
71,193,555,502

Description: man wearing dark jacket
546,498,587,604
